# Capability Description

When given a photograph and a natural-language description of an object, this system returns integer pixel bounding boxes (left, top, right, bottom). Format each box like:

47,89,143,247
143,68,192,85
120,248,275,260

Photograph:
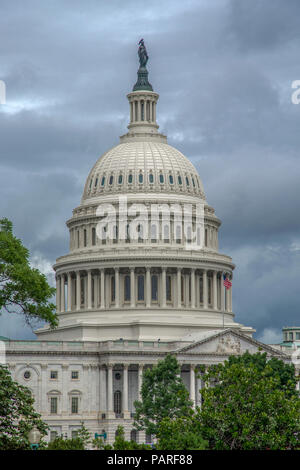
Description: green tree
199,360,300,450
46,436,85,450
76,421,91,448
113,426,151,450
157,415,208,450
227,351,297,396
133,354,193,437
0,218,57,328
0,366,48,450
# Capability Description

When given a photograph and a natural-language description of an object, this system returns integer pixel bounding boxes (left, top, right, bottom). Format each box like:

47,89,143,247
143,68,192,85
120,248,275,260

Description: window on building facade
92,227,96,246
138,173,143,183
149,172,154,183
124,275,131,301
71,430,79,439
84,229,87,247
114,390,122,414
111,276,115,302
296,333,300,340
118,174,123,184
137,275,144,301
151,275,158,301
128,173,133,184
181,275,184,303
145,433,152,444
130,430,137,442
199,276,203,303
151,224,157,242
50,397,58,414
71,371,79,380
208,276,212,305
109,175,114,185
166,275,172,302
50,371,58,379
71,397,79,414
159,173,164,184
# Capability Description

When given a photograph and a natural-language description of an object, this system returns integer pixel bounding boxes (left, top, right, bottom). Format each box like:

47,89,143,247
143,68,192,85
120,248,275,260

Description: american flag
223,274,232,290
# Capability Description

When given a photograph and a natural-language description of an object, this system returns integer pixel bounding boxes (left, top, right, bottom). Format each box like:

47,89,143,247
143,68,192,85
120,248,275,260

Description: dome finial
133,39,153,91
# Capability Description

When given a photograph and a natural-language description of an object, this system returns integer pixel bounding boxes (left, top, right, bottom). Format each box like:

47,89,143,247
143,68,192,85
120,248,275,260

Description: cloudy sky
1,0,299,343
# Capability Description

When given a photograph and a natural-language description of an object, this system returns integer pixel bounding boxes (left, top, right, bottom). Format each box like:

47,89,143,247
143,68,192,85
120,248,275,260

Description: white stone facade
4,61,298,444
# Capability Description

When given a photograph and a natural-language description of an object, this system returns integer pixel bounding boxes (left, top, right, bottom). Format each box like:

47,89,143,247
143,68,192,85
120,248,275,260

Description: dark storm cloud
0,0,299,341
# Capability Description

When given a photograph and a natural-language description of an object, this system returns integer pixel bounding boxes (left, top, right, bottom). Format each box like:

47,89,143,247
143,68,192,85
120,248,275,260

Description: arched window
114,390,122,414
176,225,181,244
94,177,98,188
137,275,144,301
138,173,143,183
111,276,115,302
159,173,164,184
118,174,123,184
124,275,130,301
101,176,105,186
89,179,93,190
128,173,133,184
186,176,190,187
130,430,137,442
169,174,174,184
151,224,157,242
192,176,196,187
163,224,169,242
84,229,87,247
109,175,114,185
149,172,154,183
178,175,182,185
205,229,208,247
151,275,158,301
92,227,96,246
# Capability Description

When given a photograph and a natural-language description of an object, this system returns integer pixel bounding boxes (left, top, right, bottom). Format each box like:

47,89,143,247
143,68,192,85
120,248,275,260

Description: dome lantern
121,39,165,142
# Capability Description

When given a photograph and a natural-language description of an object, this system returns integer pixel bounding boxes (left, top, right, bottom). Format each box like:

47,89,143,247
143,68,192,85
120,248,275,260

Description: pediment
177,329,287,358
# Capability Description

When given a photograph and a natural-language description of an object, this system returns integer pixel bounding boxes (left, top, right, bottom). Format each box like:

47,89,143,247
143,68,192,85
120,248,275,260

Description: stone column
67,273,72,312
130,268,135,308
149,99,153,122
138,364,143,401
122,364,130,418
146,268,151,308
76,271,81,311
60,274,65,312
191,269,195,308
203,270,208,309
99,366,107,414
190,365,196,408
177,268,181,308
107,364,114,418
56,276,61,313
115,268,120,308
87,270,92,309
161,268,166,307
213,271,218,310
100,269,105,309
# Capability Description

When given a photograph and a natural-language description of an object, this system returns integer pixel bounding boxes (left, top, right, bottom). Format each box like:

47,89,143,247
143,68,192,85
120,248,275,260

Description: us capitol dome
36,41,254,342
6,41,292,444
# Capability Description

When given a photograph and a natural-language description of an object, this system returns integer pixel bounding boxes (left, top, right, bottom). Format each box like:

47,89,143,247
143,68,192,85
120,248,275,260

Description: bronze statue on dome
138,38,149,68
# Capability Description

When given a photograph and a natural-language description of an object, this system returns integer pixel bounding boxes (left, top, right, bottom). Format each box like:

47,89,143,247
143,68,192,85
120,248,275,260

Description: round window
24,370,31,380
115,373,121,380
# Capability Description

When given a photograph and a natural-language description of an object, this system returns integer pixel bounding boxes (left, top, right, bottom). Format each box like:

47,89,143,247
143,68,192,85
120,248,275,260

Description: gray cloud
0,0,299,342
